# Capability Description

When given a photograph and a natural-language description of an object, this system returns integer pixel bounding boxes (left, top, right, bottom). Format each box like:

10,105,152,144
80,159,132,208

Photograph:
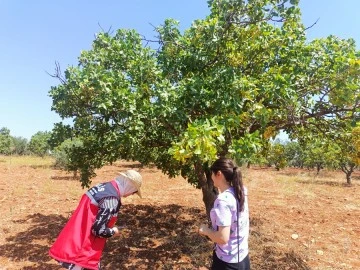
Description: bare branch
149,23,157,30
305,18,320,31
97,22,113,34
46,61,67,84
140,35,161,44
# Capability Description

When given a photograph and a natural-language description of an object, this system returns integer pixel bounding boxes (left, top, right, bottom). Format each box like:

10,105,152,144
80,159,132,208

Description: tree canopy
28,131,51,157
0,127,13,155
49,0,360,213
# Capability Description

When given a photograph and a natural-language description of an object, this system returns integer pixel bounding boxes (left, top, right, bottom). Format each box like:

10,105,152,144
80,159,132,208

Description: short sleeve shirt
209,187,249,263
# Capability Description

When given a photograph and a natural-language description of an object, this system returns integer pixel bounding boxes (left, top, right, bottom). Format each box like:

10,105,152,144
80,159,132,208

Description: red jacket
49,180,120,270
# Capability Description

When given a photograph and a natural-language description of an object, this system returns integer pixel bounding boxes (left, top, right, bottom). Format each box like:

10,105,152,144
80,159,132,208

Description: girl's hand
198,224,210,236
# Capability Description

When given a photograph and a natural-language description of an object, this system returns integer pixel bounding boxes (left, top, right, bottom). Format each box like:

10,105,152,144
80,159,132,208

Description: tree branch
46,61,67,84
305,18,320,31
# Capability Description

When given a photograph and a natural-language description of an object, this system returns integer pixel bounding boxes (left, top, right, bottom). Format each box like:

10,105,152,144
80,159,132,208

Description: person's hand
113,226,127,236
198,224,210,236
112,227,121,236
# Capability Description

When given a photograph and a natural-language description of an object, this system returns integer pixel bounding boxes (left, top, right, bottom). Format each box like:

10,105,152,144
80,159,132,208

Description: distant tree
302,137,344,175
303,139,327,174
267,141,287,171
49,0,360,215
284,141,304,168
11,136,28,155
0,127,13,155
28,131,51,157
329,128,360,185
248,148,269,168
330,143,356,185
53,138,84,177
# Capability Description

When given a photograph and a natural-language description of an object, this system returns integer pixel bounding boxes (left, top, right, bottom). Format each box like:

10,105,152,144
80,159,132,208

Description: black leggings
211,251,250,270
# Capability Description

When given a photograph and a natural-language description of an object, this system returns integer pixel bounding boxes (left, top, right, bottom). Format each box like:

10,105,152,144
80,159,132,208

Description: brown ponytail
210,158,245,211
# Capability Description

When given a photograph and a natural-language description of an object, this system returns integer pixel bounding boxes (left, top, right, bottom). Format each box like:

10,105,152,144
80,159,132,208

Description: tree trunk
346,164,354,185
341,163,354,185
346,172,352,185
194,161,217,219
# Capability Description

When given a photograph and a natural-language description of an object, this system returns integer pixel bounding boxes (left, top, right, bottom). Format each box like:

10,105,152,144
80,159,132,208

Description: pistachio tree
284,141,304,168
302,139,335,174
266,141,287,171
330,127,360,185
49,0,360,214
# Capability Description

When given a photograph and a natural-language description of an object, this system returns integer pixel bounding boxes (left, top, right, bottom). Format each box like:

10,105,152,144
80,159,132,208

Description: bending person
49,169,143,270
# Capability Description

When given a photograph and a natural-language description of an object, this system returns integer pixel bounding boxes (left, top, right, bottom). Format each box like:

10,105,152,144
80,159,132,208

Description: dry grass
0,158,359,269
0,155,54,167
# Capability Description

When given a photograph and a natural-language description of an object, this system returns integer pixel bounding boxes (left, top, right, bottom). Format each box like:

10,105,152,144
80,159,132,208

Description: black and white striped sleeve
91,196,119,238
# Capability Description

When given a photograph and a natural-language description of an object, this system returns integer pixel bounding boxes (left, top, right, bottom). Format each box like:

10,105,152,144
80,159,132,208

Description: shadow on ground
0,213,66,269
0,204,311,269
296,179,352,187
50,175,78,181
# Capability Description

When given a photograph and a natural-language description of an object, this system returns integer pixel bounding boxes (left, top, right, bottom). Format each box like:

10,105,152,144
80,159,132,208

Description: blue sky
1,0,359,140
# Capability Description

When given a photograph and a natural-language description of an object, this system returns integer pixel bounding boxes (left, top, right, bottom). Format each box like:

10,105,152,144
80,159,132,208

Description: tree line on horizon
1,125,359,186
0,127,50,157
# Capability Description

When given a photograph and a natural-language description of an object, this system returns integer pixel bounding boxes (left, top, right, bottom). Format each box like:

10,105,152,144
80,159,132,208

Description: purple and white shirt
210,186,249,263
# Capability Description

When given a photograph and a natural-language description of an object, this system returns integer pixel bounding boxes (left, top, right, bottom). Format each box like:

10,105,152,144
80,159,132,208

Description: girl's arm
199,224,230,245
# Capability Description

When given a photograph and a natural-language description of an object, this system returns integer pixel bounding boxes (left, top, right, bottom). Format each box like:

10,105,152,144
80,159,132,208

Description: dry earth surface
0,156,359,269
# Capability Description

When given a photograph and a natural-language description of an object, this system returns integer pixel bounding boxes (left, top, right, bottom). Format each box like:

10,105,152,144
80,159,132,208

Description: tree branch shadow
102,204,211,269
112,162,159,173
0,204,311,270
0,213,66,269
249,218,311,270
296,179,352,187
50,175,78,181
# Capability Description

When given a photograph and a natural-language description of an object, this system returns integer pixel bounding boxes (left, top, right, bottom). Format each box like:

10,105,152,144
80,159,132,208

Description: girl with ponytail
198,158,250,270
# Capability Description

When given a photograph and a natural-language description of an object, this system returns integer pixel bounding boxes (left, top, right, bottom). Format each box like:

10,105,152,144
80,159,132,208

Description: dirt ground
0,157,359,269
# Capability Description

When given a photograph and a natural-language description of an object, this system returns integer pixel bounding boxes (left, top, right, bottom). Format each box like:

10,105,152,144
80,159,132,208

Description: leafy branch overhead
49,0,360,211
